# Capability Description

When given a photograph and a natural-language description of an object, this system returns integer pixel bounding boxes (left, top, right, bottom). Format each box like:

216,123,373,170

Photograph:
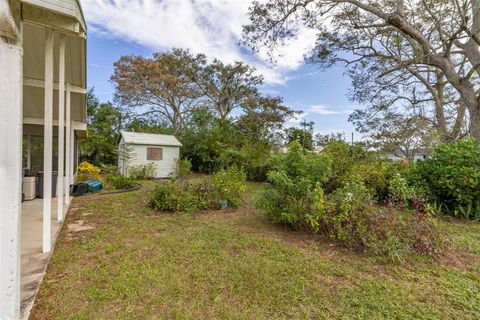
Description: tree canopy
243,0,480,140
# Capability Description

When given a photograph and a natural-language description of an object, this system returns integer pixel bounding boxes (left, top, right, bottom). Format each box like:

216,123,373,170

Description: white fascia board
22,0,86,33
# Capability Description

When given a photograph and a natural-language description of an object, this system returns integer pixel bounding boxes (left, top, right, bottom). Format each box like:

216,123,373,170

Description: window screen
147,147,163,161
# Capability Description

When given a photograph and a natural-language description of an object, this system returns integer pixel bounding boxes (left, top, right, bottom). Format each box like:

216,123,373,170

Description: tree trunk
433,72,448,141
451,102,466,140
469,101,480,139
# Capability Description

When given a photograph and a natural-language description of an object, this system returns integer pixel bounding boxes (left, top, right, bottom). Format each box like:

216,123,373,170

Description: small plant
177,159,192,177
106,175,137,190
388,173,414,205
212,166,247,207
77,161,102,182
128,163,156,180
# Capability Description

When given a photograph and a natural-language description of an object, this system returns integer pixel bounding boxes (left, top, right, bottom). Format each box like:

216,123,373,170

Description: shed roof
120,132,182,147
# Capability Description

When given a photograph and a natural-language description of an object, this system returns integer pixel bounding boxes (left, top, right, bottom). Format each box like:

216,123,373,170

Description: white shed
119,132,182,178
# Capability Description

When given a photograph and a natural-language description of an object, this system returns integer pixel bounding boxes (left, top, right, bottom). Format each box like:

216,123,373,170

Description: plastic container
219,199,228,210
36,171,58,198
84,179,103,193
23,176,36,201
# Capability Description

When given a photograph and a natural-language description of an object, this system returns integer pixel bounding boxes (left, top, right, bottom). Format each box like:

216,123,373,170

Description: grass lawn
31,181,480,319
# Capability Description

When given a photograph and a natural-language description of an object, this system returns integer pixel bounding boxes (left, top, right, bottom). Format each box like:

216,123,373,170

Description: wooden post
57,34,65,222
65,85,71,205
0,36,23,320
43,28,54,253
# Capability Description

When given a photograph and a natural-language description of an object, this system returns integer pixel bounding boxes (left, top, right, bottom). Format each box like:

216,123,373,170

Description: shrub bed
316,177,445,260
128,163,156,180
106,175,137,190
148,166,246,213
254,141,332,228
255,142,447,260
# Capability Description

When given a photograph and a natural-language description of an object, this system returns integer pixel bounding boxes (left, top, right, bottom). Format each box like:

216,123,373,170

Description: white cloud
81,0,318,84
292,103,355,115
304,105,339,115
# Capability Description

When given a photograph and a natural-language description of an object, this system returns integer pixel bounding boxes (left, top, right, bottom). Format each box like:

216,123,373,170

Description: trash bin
36,171,58,198
23,176,36,201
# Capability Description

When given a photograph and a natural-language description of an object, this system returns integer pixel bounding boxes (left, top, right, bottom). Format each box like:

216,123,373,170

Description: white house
385,149,428,163
0,1,87,318
119,132,182,178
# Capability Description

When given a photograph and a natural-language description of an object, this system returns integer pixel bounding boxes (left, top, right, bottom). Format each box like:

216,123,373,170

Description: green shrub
99,164,118,174
221,145,272,182
360,208,446,260
388,173,414,205
148,168,247,213
177,159,192,177
321,176,373,244
128,163,156,180
317,177,445,260
322,140,373,193
212,166,247,207
148,180,181,211
255,145,446,259
254,141,332,229
106,175,137,190
350,160,410,202
413,139,480,219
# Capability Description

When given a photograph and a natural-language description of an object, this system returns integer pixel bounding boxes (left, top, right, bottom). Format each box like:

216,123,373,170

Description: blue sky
85,0,358,139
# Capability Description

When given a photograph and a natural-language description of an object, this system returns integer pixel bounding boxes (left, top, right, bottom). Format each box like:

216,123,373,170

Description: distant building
119,132,182,178
385,149,428,163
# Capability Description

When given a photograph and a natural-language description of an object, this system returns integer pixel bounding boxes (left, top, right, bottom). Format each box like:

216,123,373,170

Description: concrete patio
20,197,69,320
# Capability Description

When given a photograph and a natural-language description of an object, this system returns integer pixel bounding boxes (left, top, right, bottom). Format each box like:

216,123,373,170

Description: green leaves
255,141,333,228
413,139,480,219
148,167,247,213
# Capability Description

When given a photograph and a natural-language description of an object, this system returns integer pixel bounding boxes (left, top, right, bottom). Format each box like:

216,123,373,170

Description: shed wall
121,143,179,178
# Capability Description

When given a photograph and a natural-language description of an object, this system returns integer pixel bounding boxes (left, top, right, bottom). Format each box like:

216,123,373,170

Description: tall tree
243,0,480,138
80,89,122,165
190,59,264,120
237,96,298,144
111,49,202,134
356,111,438,160
285,120,315,150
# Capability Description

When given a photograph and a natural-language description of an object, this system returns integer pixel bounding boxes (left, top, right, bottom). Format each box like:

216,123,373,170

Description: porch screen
147,147,163,161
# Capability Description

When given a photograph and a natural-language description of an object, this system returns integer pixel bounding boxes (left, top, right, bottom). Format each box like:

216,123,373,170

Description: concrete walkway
20,198,68,320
